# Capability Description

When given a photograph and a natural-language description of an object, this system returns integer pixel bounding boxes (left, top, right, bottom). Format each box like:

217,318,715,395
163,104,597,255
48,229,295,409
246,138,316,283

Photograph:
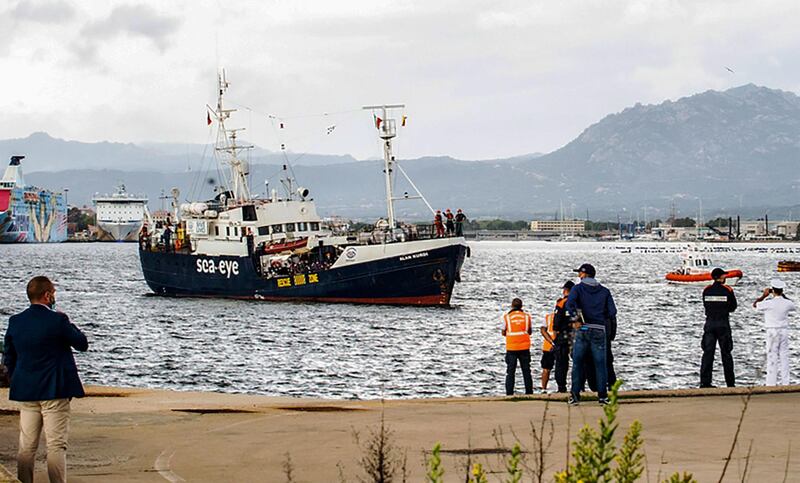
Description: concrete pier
1,385,798,481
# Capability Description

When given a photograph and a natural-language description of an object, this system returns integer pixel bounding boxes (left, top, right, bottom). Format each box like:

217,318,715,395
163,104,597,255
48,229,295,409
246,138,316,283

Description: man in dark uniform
701,267,738,388
551,280,575,393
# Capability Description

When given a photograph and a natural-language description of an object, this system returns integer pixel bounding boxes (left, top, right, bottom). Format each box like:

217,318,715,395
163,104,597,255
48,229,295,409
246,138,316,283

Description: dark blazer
2,304,88,401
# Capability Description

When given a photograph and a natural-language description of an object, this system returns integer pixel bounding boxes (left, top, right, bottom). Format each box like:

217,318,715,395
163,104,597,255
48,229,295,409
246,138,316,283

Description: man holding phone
753,279,796,386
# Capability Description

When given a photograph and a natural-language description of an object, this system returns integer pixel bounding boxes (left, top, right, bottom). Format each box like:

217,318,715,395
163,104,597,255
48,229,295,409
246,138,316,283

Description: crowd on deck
502,263,797,404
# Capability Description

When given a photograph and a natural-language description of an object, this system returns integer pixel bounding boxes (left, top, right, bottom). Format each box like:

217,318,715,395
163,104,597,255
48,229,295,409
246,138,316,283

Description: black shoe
700,384,717,389
568,394,579,406
598,397,610,406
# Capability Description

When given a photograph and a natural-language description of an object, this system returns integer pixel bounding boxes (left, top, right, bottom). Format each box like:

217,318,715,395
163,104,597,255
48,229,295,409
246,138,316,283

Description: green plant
506,443,522,483
426,443,444,483
469,463,488,483
663,472,697,483
556,381,623,482
613,420,644,483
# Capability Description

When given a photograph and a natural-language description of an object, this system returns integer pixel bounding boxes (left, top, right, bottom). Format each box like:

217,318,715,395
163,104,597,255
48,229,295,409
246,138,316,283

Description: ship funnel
297,187,309,199
2,155,26,187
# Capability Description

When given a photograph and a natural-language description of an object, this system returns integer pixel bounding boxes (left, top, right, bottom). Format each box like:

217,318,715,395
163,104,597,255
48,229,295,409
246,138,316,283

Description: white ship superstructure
92,184,149,242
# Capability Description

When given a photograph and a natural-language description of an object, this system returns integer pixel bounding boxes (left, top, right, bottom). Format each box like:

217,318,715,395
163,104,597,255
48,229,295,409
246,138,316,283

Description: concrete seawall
1,385,798,481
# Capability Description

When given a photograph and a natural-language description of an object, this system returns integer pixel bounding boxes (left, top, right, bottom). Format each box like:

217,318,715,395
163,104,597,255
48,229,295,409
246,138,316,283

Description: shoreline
2,385,799,481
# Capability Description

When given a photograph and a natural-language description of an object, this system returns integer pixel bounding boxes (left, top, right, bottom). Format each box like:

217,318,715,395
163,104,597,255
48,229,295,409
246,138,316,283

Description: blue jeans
571,328,608,400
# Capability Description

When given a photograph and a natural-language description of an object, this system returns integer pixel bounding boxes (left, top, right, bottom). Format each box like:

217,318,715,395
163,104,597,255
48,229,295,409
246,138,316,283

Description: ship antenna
362,104,404,230
213,69,253,204
362,104,435,233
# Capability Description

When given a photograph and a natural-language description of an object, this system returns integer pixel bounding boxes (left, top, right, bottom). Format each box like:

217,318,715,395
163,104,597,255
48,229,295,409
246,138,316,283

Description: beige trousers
17,398,71,483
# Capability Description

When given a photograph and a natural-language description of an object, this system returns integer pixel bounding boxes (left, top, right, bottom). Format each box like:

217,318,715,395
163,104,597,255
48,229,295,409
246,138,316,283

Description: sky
2,0,800,160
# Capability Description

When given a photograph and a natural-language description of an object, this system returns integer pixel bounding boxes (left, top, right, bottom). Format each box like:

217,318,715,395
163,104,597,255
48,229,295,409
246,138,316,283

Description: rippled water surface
1,241,799,398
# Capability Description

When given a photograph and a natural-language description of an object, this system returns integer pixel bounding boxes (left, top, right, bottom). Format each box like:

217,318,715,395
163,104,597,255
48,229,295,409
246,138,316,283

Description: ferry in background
92,184,149,242
0,156,67,243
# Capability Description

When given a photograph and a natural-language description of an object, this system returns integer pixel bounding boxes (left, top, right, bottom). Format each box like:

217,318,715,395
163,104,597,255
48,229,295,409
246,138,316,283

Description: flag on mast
401,115,407,127
207,111,212,126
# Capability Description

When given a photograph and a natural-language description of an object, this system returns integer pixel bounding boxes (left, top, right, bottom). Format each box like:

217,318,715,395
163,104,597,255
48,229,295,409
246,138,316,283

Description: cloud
9,0,76,24
73,3,180,63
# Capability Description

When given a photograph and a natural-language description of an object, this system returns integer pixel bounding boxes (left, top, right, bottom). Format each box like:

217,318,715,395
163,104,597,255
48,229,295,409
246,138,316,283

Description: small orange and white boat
665,252,743,285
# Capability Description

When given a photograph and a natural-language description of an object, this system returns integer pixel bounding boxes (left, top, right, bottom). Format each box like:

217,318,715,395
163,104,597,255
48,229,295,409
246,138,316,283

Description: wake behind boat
138,72,468,306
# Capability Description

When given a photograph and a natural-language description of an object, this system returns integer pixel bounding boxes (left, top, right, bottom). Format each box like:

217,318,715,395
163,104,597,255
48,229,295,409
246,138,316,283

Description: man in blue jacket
2,276,88,483
565,263,617,405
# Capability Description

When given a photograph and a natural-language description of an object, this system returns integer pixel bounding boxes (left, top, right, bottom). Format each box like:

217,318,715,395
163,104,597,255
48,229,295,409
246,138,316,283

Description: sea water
1,241,798,399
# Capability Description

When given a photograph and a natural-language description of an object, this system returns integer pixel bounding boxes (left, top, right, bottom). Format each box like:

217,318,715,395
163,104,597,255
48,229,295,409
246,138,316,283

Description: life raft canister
504,311,531,351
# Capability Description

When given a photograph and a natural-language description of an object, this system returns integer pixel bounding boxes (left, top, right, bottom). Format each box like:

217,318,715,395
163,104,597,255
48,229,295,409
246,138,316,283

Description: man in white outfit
753,279,796,386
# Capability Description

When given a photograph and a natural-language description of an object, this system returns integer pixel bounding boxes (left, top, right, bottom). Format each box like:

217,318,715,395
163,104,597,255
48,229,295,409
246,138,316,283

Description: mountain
521,84,800,211
0,133,360,171
8,84,800,220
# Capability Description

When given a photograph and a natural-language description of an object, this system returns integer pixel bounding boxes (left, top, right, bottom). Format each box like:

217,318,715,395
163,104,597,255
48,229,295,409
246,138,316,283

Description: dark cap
711,268,726,279
573,263,596,277
562,280,575,290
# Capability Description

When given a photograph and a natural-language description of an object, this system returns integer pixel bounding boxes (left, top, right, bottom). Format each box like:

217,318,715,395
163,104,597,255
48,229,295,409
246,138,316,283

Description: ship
92,184,149,242
0,156,67,243
138,71,469,306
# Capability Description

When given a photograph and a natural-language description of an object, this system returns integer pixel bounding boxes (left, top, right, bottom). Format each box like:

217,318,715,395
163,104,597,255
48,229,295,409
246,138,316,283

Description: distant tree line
67,207,95,231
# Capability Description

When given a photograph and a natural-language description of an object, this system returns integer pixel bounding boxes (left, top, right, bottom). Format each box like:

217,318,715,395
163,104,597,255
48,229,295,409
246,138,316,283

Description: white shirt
755,296,797,329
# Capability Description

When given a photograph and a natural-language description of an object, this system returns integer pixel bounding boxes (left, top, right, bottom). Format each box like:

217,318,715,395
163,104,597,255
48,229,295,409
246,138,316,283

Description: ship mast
363,104,405,229
214,70,253,204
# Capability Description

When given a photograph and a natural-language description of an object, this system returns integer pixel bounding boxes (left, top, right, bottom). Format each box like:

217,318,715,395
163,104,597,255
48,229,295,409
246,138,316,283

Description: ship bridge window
310,222,320,231
285,223,296,232
242,205,257,222
258,226,269,236
271,224,283,234
215,226,219,236
298,222,307,231
226,226,230,237
234,227,239,237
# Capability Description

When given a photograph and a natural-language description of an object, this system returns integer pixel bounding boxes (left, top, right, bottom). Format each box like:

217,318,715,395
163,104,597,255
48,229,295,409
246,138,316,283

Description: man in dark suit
2,276,88,483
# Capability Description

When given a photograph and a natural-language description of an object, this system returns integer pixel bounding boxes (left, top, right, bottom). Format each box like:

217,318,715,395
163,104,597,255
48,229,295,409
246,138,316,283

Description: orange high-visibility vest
504,310,531,351
542,313,556,351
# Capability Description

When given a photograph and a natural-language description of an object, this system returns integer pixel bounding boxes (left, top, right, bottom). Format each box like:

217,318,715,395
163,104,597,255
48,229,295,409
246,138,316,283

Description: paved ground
1,386,798,482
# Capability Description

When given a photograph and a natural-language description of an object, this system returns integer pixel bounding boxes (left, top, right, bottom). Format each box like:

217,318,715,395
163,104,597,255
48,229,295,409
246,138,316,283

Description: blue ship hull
0,187,67,243
139,242,468,306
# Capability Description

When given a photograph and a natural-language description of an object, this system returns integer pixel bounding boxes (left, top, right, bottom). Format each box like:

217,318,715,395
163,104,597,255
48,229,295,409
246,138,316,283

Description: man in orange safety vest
501,298,534,395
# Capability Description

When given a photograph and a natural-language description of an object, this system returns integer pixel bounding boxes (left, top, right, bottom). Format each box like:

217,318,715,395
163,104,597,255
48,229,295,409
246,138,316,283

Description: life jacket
446,212,454,221
542,313,556,351
504,310,531,351
434,214,443,223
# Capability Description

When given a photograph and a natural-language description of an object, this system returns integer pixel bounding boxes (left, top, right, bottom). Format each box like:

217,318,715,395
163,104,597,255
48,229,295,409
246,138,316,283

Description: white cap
771,279,786,290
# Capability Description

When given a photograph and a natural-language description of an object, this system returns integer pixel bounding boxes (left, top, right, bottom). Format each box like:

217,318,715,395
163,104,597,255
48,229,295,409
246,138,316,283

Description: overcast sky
2,0,800,160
